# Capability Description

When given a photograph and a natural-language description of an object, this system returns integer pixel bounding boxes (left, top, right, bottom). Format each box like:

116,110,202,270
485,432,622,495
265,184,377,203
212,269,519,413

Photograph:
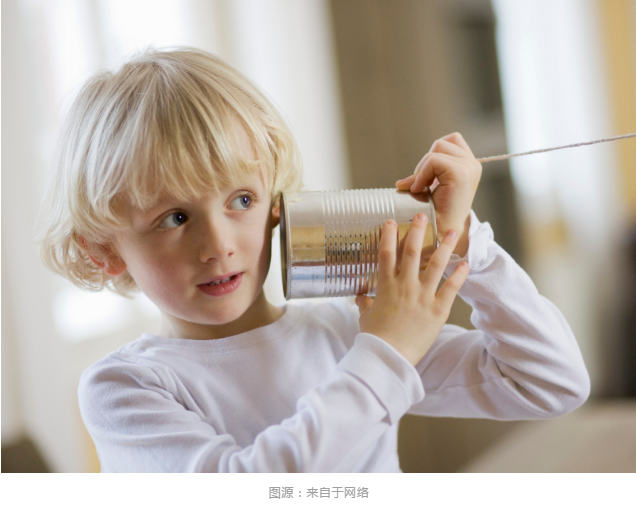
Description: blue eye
229,194,252,210
159,211,188,229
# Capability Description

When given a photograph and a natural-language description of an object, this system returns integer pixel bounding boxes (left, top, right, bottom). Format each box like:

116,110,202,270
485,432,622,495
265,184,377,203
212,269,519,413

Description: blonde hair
40,47,303,295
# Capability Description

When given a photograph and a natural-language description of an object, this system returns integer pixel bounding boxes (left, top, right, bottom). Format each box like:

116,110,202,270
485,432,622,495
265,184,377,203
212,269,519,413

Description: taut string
477,132,636,163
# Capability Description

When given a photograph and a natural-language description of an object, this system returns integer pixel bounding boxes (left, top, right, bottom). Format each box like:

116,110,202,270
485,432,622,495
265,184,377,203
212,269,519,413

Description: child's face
108,128,279,338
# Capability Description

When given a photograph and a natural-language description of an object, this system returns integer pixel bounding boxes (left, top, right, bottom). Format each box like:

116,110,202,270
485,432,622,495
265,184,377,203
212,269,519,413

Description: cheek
247,215,273,268
135,259,185,308
121,242,182,293
257,227,272,263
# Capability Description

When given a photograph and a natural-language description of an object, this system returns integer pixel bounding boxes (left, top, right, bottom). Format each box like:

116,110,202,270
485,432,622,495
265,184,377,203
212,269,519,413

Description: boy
40,48,590,472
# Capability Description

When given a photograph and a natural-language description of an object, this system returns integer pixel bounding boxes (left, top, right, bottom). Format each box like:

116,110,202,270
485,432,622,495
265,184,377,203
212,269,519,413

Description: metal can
280,188,437,299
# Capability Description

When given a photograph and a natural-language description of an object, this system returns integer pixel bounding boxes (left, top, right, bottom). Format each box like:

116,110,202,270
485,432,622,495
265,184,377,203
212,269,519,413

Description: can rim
279,192,292,300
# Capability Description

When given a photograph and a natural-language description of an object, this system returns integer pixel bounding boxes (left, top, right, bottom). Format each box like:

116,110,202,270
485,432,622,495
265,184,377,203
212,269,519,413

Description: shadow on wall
2,438,51,473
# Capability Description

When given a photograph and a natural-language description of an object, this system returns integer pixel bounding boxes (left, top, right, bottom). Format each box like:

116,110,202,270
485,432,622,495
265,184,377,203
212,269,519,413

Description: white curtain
492,0,624,394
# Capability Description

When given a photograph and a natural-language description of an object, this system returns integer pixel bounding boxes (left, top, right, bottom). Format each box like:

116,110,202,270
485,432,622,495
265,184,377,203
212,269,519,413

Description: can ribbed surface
281,188,436,299
323,189,395,297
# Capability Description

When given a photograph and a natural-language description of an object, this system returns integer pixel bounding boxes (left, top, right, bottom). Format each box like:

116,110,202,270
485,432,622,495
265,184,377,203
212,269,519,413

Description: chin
190,304,249,326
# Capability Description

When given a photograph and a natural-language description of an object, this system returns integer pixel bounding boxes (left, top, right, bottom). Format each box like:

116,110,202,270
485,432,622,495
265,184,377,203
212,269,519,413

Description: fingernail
415,213,427,221
447,230,457,238
386,219,396,226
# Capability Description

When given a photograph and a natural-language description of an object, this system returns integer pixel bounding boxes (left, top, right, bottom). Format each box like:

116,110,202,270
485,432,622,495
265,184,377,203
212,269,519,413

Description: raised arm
395,133,589,420
408,212,590,420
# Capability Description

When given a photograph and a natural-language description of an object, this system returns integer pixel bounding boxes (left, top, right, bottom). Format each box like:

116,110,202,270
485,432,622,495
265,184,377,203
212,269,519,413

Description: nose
198,215,235,263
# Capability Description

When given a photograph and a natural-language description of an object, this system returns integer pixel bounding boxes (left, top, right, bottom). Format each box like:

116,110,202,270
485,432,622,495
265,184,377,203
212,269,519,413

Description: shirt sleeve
407,210,591,420
78,333,423,473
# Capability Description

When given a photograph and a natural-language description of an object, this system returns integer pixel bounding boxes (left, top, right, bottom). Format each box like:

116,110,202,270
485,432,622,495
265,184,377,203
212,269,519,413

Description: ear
79,236,127,277
271,194,281,228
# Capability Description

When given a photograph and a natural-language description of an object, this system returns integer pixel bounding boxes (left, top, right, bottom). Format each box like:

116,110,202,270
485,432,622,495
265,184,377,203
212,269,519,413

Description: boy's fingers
429,138,467,158
396,174,416,189
378,220,398,284
399,214,428,280
411,154,462,193
355,294,374,314
436,262,470,307
440,132,473,155
410,155,439,193
420,229,459,288
407,133,476,192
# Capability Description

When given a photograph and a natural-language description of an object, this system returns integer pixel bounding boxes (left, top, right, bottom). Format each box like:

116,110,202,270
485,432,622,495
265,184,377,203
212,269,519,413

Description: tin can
280,188,437,299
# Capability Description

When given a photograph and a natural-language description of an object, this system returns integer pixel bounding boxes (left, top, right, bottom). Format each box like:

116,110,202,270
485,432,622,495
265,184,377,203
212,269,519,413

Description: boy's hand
396,132,482,257
356,215,470,366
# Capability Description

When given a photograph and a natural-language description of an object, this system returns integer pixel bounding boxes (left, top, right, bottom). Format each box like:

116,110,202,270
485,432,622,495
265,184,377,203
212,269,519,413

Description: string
477,132,636,163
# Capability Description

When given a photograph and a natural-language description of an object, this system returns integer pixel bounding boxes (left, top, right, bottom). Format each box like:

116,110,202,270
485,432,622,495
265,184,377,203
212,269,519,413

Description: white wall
1,0,349,471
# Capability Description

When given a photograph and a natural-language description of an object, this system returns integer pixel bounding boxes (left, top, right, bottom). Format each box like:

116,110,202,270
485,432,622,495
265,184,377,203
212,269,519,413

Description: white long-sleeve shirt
78,212,590,472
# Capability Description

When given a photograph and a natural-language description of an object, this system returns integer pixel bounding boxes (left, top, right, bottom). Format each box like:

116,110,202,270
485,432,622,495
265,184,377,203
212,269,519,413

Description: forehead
232,119,257,161
118,115,269,210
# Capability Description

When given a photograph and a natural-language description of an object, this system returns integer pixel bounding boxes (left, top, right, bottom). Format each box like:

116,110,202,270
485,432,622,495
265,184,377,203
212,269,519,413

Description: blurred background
2,0,635,472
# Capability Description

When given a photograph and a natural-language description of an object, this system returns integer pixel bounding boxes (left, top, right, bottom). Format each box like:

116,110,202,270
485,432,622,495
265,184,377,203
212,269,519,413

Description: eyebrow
127,201,174,228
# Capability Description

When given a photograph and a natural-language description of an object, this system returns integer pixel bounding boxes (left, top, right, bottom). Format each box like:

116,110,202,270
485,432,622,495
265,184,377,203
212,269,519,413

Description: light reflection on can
280,188,437,299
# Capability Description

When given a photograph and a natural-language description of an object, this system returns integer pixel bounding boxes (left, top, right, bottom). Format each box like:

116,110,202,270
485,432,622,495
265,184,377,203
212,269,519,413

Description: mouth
197,272,243,297
205,275,238,286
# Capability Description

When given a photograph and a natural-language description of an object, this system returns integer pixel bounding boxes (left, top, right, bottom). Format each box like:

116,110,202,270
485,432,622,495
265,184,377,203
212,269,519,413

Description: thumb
355,294,374,315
